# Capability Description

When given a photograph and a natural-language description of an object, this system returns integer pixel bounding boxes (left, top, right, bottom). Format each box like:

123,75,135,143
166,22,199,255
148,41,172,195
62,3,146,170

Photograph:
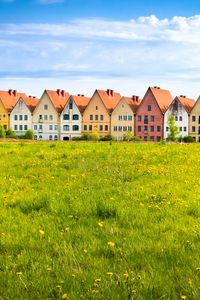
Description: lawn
0,141,200,300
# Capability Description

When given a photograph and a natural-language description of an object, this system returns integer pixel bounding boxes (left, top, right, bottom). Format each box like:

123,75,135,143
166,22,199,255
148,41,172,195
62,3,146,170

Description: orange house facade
82,89,121,137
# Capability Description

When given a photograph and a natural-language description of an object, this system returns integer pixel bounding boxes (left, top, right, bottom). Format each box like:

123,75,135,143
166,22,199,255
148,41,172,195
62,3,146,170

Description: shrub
6,128,16,138
182,136,195,143
99,134,114,141
0,125,6,138
132,136,142,142
123,131,133,141
24,130,34,140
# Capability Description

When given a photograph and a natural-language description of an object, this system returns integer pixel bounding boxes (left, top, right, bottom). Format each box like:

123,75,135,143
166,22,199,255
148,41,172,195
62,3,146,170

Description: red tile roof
97,89,121,113
0,89,27,112
72,95,90,114
23,96,39,112
149,87,173,113
46,89,70,113
122,96,141,113
176,95,195,113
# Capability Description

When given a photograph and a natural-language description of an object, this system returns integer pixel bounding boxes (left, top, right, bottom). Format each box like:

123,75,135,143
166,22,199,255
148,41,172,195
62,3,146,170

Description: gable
137,89,163,115
112,98,134,116
83,91,109,117
33,91,58,116
190,96,200,114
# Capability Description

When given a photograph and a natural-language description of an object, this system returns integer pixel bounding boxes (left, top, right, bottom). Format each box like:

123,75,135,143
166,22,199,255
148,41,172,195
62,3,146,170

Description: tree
167,115,179,141
24,130,34,140
0,125,6,138
123,131,133,141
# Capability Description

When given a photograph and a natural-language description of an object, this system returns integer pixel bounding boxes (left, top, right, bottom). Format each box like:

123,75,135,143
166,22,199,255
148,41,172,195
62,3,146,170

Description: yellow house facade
82,89,121,137
189,96,200,141
111,96,140,140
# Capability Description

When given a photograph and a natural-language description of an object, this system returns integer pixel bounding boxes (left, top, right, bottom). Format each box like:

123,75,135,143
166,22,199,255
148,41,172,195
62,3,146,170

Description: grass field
0,141,200,300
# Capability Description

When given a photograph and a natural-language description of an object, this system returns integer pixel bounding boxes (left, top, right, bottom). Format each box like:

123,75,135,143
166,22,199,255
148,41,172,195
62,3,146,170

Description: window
95,115,98,121
63,114,69,120
39,125,43,130
19,125,23,130
73,114,79,120
96,106,98,110
118,126,122,132
49,135,53,140
175,116,178,121
54,135,58,141
144,115,148,124
123,115,127,121
84,125,87,130
150,126,154,132
144,126,148,131
39,135,42,140
44,104,48,110
24,115,28,121
105,125,108,131
55,125,58,130
73,125,79,131
0,115,1,120
44,115,48,120
90,115,93,121
49,125,53,130
14,115,18,121
99,125,103,131
14,125,17,130
179,116,182,121
166,126,169,132
69,102,73,109
123,126,127,131
34,135,37,140
157,136,161,142
19,115,23,121
39,114,43,120
128,115,132,121
119,115,122,121
184,127,187,132
147,105,151,111
63,125,70,131
138,115,141,121
24,125,28,130
179,127,182,132
144,136,148,141
151,115,154,122
128,126,132,131
34,125,37,130
49,115,53,121
114,126,117,131
100,115,103,120
138,126,141,132
157,126,161,132
192,116,196,122
150,136,154,141
89,125,92,131
3,114,5,118
3,125,7,130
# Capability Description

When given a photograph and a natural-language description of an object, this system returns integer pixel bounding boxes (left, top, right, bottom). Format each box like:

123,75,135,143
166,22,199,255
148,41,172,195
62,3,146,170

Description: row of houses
0,86,199,141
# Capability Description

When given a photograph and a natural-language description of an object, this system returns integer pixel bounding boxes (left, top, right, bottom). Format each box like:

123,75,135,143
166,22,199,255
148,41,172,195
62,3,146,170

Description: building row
0,86,200,141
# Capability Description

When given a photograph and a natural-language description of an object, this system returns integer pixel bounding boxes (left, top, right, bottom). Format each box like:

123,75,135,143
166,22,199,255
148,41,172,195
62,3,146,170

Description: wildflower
196,267,200,271
181,296,187,300
83,249,87,253
60,281,64,284
107,241,115,248
39,229,45,235
95,278,101,283
62,293,68,299
124,272,129,279
98,221,104,228
56,285,61,289
107,272,113,277
16,272,22,276
72,274,76,278
46,267,51,272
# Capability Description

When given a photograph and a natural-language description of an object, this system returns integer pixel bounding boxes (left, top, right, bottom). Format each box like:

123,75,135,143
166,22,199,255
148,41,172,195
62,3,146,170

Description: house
0,89,26,131
135,86,173,141
10,95,39,135
32,89,69,141
60,94,89,140
82,89,121,137
111,96,141,140
164,95,195,139
189,96,200,142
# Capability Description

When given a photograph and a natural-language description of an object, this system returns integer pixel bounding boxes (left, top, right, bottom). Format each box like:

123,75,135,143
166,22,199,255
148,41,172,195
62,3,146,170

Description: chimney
136,96,139,102
8,89,13,95
107,89,110,96
180,95,186,98
110,89,114,96
132,95,136,101
57,89,61,95
61,90,65,97
13,90,17,96
81,94,84,97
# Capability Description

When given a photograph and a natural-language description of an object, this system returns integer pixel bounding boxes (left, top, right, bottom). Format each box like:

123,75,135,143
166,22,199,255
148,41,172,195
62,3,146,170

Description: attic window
96,106,98,110
69,102,73,109
147,105,152,111
44,104,48,110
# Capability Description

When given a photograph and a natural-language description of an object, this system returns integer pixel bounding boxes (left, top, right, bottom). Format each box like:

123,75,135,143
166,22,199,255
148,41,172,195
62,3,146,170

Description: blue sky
1,0,200,98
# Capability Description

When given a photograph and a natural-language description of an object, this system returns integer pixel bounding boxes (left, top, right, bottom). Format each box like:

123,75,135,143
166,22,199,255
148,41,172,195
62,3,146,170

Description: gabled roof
0,89,27,112
96,89,121,113
23,96,39,112
45,89,70,113
122,96,141,113
148,86,173,113
72,95,90,114
176,95,195,113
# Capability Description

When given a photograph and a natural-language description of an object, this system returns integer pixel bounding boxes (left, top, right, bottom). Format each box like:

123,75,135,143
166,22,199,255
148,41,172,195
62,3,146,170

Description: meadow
0,141,200,300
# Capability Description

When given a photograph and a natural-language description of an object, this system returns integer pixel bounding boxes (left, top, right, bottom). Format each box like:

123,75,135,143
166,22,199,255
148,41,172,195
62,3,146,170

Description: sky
1,0,200,99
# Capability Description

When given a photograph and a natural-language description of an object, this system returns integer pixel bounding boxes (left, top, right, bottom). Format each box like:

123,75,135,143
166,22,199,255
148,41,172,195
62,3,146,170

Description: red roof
23,96,39,112
176,95,195,113
149,86,173,113
0,89,27,112
122,96,141,113
72,95,90,114
46,89,70,113
96,89,121,113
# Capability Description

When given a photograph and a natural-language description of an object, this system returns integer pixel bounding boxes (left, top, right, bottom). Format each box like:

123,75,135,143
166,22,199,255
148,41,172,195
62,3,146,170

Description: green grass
0,141,200,300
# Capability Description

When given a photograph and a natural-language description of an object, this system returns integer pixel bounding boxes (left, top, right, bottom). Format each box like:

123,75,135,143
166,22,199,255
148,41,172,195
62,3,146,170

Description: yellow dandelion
95,278,101,283
83,249,87,253
46,267,51,271
124,272,129,279
39,229,45,235
62,293,68,299
56,285,61,289
196,267,200,271
16,272,22,276
181,296,187,300
107,272,113,277
98,222,104,227
107,241,115,248
72,274,76,278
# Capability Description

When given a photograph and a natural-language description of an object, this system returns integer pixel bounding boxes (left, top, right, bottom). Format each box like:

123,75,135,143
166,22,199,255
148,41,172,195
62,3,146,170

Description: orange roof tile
176,95,195,113
46,89,70,113
149,86,173,113
97,89,121,113
72,95,90,114
0,89,27,112
23,96,39,112
122,96,141,113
